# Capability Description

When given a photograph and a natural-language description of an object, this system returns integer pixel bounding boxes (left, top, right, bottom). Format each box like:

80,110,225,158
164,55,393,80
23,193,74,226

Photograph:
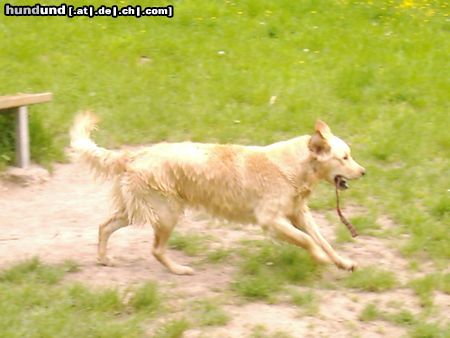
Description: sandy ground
0,163,447,337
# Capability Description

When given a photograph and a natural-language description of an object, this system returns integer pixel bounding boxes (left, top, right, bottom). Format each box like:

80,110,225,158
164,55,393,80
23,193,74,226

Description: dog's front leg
267,217,331,265
296,210,357,271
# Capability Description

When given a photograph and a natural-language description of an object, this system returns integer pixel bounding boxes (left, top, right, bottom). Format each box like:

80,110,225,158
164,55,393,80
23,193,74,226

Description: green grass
357,275,450,337
289,290,319,316
409,273,450,307
232,241,322,300
343,266,398,292
335,214,382,243
358,303,450,338
409,322,450,338
0,256,67,284
250,325,294,338
0,113,16,170
360,303,382,322
0,0,448,264
153,319,190,338
0,258,162,338
390,310,418,326
194,299,230,327
67,283,125,313
129,282,161,313
335,223,355,244
205,247,233,264
169,232,210,257
360,303,417,326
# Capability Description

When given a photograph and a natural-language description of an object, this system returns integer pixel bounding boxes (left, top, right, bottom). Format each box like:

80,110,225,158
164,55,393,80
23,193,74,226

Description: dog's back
121,141,291,224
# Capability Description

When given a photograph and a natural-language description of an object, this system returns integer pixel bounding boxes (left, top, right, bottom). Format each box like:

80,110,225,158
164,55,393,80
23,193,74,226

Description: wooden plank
15,106,30,168
0,93,52,110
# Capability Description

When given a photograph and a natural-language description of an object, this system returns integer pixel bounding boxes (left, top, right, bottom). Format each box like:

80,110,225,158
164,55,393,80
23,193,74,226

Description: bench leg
15,106,30,168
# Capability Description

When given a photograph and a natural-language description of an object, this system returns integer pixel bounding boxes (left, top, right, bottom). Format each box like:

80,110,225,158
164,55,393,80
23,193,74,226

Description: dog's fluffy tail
70,112,128,179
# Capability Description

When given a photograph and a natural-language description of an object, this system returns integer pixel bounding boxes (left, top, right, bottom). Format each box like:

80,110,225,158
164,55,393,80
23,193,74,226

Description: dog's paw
171,265,195,275
348,261,358,272
97,256,114,267
338,259,357,272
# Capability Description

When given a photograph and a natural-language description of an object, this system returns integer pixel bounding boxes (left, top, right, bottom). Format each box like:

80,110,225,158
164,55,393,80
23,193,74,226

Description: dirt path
0,163,447,337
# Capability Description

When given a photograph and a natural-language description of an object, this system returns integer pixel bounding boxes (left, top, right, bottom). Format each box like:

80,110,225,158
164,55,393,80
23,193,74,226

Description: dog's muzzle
335,175,349,190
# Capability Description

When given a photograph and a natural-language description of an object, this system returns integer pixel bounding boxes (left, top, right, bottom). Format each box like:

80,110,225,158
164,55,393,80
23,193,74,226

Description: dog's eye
343,155,349,160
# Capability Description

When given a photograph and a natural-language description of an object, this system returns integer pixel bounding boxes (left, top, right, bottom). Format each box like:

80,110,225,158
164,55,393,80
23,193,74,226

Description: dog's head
308,120,365,190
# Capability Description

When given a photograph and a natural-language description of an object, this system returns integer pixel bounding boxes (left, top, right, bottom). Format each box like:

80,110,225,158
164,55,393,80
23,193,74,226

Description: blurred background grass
0,0,448,262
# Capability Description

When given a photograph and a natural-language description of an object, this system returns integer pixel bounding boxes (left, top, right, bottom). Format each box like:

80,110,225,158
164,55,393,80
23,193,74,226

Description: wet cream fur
70,112,365,275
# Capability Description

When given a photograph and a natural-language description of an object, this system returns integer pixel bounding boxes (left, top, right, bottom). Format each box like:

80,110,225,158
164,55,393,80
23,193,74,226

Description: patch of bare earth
0,163,447,337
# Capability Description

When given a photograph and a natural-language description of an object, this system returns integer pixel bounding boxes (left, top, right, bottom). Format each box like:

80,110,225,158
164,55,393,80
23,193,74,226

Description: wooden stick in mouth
335,177,358,238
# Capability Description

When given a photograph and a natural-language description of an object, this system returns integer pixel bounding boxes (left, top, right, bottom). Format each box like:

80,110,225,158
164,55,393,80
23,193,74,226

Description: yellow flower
399,0,415,8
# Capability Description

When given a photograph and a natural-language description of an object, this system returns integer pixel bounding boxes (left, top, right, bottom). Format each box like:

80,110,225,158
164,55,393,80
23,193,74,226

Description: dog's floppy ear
308,120,331,155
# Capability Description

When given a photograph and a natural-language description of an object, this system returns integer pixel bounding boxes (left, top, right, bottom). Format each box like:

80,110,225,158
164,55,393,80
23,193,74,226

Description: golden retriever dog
70,112,365,275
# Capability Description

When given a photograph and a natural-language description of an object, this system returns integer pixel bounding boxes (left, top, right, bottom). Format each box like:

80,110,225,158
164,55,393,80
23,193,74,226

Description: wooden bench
0,93,53,168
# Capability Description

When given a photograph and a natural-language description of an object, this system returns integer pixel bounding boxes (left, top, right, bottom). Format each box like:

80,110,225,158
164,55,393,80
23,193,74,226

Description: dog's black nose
361,169,366,176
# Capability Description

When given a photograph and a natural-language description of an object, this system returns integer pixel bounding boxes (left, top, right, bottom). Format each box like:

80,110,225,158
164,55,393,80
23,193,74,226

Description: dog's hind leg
98,213,129,266
152,221,194,275
144,191,193,275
